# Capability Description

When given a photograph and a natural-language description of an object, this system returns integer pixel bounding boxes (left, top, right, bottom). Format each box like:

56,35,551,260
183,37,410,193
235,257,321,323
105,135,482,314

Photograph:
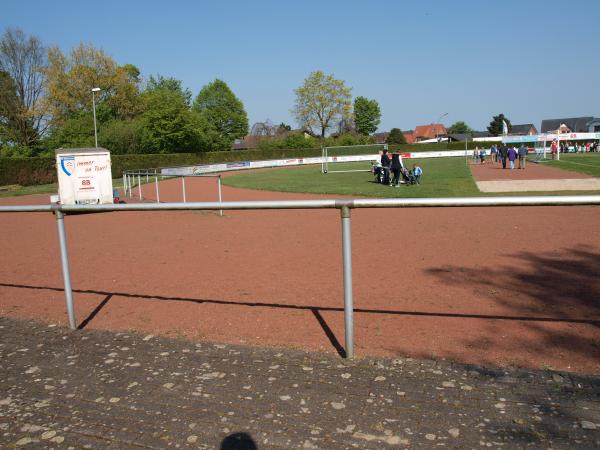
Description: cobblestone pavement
0,317,599,449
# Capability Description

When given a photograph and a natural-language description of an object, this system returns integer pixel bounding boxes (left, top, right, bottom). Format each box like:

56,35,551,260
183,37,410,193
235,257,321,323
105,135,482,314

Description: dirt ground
470,158,591,181
1,175,599,373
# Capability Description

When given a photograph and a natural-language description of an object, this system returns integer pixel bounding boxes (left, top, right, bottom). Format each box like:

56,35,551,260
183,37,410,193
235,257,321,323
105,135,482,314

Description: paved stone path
476,178,600,192
0,317,598,449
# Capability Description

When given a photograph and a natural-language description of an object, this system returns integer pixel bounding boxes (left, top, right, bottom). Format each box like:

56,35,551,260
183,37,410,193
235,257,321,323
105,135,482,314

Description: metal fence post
217,176,223,216
146,171,149,184
155,175,160,203
55,210,76,330
340,205,354,358
122,174,126,197
182,176,187,203
138,174,142,200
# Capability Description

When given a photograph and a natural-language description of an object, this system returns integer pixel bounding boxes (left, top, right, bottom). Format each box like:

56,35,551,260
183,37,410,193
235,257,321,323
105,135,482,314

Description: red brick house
413,123,447,142
509,124,538,136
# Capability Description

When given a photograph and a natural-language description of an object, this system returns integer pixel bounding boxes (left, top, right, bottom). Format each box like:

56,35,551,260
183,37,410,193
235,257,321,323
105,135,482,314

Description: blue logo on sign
60,156,75,176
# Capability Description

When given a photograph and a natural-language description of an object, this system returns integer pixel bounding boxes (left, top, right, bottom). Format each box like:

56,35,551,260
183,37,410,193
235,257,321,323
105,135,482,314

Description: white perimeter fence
121,150,485,206
2,195,600,358
121,145,557,205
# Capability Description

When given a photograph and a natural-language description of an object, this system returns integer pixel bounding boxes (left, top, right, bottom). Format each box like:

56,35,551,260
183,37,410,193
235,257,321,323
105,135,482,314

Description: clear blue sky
2,0,599,132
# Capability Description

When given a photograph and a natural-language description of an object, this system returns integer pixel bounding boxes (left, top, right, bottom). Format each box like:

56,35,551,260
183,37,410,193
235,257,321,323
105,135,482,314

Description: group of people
372,149,422,186
554,141,598,154
489,144,528,169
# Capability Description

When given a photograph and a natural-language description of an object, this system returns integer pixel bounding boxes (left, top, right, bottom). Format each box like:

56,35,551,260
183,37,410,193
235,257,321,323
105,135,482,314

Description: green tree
141,88,207,153
292,70,352,138
487,113,511,137
353,96,381,135
42,110,95,150
277,122,291,134
386,128,406,144
146,74,191,104
45,43,141,125
0,28,48,148
447,121,473,135
98,118,144,154
193,79,248,151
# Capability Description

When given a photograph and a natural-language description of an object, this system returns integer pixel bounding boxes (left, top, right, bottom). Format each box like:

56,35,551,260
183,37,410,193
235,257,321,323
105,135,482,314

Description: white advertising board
159,150,493,177
56,148,114,205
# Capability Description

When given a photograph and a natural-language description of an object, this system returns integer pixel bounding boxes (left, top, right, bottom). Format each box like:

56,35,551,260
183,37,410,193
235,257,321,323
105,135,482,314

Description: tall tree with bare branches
0,28,48,147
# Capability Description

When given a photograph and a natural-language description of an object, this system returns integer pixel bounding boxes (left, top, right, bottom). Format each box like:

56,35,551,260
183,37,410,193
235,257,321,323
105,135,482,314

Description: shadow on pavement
220,432,258,450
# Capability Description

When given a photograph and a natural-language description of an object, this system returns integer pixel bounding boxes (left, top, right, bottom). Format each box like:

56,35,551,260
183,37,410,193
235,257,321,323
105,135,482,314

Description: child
413,164,423,184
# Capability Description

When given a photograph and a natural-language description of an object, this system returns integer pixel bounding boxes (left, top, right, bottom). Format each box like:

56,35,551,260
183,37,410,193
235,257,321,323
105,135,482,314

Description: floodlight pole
434,112,448,142
92,88,101,147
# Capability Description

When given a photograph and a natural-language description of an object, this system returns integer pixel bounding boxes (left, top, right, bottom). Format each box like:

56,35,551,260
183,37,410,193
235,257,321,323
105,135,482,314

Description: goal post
321,143,389,174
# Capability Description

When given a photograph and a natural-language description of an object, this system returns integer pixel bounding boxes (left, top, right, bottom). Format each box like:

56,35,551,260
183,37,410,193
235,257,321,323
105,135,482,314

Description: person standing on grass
380,149,391,185
390,153,402,187
499,145,508,169
518,144,527,169
507,146,517,170
551,140,557,160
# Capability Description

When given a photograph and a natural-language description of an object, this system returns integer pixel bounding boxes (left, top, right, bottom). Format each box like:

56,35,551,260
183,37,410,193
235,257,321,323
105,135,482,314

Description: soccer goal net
321,143,388,174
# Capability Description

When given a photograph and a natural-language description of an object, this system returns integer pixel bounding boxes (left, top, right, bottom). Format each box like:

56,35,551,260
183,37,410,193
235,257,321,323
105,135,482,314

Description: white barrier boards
160,150,487,177
56,148,113,205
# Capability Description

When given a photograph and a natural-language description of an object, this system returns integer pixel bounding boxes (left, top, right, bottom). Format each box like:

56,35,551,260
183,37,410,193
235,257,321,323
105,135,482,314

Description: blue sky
2,0,599,132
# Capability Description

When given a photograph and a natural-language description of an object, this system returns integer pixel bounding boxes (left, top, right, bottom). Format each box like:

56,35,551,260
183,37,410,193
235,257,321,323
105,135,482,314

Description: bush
0,157,56,186
0,147,321,186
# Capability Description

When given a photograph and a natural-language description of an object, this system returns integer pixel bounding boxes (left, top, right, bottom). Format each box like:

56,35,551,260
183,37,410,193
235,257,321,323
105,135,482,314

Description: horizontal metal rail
1,195,599,214
1,194,600,359
124,172,221,177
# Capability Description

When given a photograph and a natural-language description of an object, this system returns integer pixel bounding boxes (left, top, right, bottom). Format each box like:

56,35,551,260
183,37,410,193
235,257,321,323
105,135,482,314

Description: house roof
446,133,473,142
540,117,593,133
510,124,536,134
472,131,492,138
403,130,416,144
232,135,261,150
372,132,389,144
414,123,447,139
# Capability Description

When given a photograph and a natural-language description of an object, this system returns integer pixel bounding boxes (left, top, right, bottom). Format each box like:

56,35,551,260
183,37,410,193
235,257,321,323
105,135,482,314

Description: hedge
0,148,319,186
0,142,497,186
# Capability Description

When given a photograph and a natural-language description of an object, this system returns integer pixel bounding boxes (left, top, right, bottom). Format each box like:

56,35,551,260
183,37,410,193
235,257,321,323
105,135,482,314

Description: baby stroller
401,167,416,185
372,162,389,185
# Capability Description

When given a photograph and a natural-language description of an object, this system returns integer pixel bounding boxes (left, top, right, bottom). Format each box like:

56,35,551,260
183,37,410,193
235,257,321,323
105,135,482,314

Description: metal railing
122,169,223,215
1,194,600,358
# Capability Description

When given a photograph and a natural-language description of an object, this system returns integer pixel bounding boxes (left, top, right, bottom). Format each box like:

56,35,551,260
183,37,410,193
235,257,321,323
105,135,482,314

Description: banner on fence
159,150,483,176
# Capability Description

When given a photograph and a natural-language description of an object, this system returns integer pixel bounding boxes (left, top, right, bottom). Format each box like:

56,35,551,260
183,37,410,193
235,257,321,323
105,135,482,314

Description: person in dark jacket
390,153,403,186
380,149,391,185
518,144,527,169
499,145,508,169
507,146,517,169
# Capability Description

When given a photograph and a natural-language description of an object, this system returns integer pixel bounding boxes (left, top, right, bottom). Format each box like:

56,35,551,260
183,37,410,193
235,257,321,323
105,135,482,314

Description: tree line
0,28,249,157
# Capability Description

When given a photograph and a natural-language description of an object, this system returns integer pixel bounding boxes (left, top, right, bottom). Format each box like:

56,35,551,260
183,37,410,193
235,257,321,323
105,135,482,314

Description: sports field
544,153,600,177
223,153,600,197
1,160,599,374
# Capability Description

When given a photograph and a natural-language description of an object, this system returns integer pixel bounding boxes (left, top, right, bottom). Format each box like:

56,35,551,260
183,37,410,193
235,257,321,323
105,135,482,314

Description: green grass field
223,154,600,198
223,157,481,198
0,178,127,198
543,153,600,177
